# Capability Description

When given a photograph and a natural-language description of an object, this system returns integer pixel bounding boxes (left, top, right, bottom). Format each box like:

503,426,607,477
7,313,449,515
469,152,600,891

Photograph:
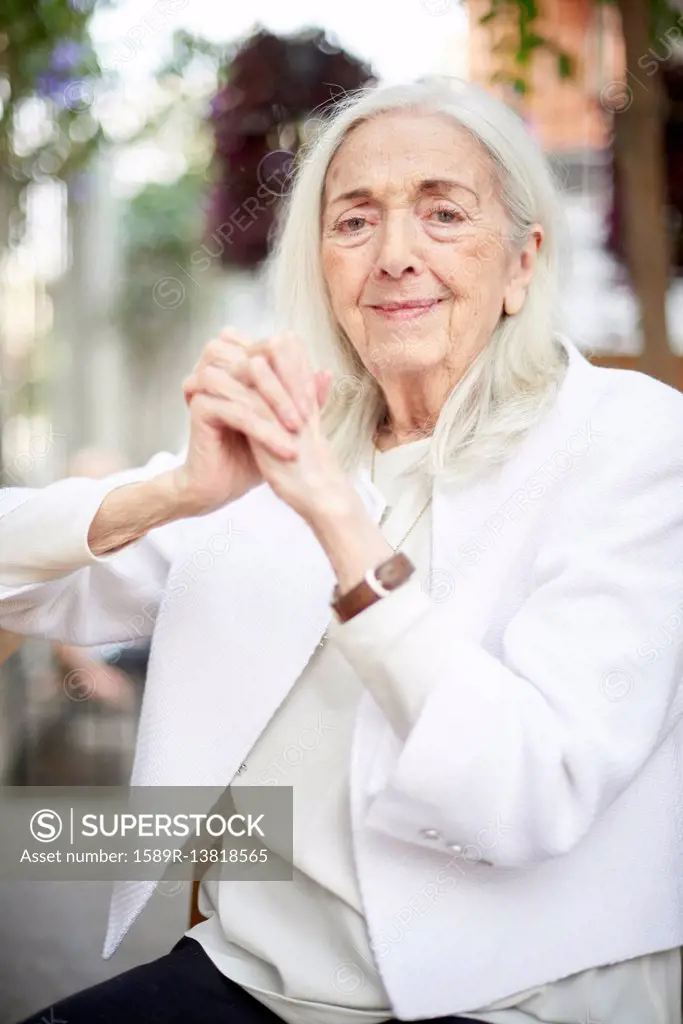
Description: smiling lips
369,298,446,320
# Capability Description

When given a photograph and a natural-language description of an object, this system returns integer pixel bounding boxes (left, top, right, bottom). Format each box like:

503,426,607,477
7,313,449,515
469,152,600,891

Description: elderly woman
2,77,682,1024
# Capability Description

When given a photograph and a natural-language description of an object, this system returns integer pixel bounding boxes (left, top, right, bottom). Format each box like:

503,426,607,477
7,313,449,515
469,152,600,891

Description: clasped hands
182,327,353,526
181,326,394,600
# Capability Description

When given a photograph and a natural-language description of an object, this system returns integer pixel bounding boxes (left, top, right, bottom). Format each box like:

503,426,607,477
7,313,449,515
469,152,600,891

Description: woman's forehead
323,112,495,206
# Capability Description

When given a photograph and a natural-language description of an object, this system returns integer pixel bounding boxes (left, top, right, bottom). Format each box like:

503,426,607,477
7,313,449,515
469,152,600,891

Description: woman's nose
373,212,422,279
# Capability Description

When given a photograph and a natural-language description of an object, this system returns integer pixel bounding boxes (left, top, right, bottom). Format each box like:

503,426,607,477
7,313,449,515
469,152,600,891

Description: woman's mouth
369,298,445,320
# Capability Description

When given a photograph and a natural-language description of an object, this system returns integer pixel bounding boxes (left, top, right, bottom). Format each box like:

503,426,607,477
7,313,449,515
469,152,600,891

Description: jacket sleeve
328,402,683,869
0,448,187,647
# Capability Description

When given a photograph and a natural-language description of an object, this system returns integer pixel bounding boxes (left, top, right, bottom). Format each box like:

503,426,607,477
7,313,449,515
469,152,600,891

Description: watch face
377,553,410,589
375,564,395,588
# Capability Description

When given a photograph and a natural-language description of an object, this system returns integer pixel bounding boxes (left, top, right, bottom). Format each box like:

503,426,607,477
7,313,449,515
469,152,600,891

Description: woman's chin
366,350,446,375
363,332,451,373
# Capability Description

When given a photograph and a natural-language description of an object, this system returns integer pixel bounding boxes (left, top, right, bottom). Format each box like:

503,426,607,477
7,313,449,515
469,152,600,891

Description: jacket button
235,762,247,775
445,842,463,854
419,828,442,840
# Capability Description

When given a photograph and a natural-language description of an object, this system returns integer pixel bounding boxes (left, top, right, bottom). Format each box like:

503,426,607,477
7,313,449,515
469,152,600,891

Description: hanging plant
206,26,376,269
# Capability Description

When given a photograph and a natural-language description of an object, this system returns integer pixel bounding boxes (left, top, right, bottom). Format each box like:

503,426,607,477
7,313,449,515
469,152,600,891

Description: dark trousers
15,936,483,1023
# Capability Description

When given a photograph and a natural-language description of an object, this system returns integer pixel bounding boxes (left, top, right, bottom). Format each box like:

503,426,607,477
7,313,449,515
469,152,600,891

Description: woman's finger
192,393,299,460
203,335,253,375
218,326,253,348
252,332,316,420
217,327,268,373
189,366,303,456
248,354,304,431
192,330,259,385
185,366,331,417
182,373,199,406
193,364,287,426
191,330,322,425
190,358,302,433
203,334,298,424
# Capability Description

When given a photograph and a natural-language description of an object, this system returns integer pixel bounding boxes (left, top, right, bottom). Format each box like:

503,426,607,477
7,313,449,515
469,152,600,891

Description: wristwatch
330,552,415,623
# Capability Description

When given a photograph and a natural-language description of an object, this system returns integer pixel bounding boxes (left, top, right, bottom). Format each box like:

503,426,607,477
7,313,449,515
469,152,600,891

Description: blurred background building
0,0,682,1018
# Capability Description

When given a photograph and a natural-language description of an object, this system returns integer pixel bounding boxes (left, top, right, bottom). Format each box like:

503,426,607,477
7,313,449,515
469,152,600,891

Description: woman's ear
503,225,543,317
503,290,524,317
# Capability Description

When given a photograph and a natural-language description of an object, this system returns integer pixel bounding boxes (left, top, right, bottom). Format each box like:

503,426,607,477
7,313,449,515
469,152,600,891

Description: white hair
265,75,571,485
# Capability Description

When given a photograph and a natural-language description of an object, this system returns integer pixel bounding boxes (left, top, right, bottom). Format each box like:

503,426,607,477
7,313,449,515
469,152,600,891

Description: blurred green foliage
156,27,231,80
0,0,92,100
479,0,574,91
117,29,225,344
122,171,208,265
479,0,683,94
0,0,105,184
119,169,209,341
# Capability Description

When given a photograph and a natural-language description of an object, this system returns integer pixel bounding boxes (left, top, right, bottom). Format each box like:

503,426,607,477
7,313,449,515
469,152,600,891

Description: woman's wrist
305,482,394,596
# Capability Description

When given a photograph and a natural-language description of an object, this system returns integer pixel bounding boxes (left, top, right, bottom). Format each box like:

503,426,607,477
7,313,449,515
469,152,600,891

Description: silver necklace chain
316,438,431,651
371,441,433,552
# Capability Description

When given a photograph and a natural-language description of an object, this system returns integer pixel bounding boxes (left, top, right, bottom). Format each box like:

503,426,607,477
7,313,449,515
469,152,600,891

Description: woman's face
321,110,541,380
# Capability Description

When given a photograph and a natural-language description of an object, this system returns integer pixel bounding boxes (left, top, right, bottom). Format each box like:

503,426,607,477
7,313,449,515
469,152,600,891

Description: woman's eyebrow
419,178,478,201
325,187,374,208
325,178,478,209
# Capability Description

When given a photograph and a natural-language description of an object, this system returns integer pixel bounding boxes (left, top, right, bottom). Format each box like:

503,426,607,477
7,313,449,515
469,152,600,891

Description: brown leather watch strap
331,552,415,623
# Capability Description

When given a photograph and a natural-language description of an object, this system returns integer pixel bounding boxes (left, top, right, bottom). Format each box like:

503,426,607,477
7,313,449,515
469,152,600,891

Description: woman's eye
338,216,367,233
431,207,464,224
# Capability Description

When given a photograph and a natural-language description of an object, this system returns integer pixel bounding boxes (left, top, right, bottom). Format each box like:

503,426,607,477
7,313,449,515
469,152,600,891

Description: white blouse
185,436,681,1024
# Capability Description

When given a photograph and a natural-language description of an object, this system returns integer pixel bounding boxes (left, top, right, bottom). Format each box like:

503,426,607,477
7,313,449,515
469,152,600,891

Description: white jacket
1,335,682,1019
